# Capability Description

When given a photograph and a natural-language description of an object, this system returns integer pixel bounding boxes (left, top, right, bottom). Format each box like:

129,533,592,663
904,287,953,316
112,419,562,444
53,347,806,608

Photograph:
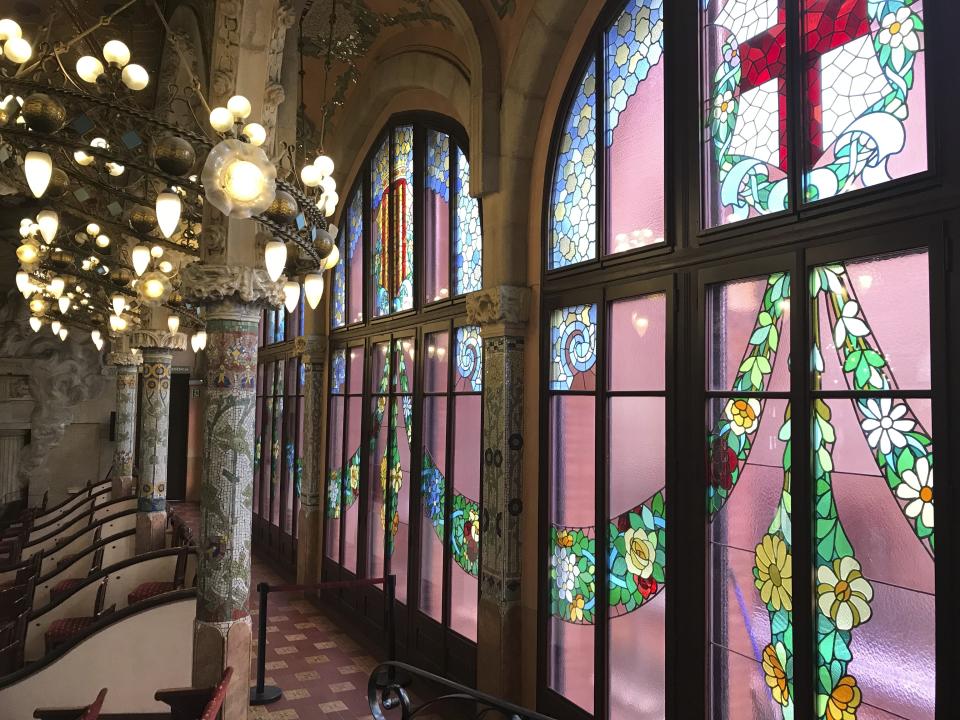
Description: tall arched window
324,114,484,679
542,2,942,719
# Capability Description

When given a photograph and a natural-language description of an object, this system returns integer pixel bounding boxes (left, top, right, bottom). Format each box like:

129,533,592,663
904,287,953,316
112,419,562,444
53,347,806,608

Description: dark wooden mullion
413,123,425,313
449,139,459,299
441,322,456,657
336,348,349,574
356,337,373,584
785,0,805,216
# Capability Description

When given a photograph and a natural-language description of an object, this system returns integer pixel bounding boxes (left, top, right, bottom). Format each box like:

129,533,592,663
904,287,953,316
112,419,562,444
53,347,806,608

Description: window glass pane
606,0,665,254
394,338,415,393
367,394,388,580
550,59,597,269
803,1,927,202
344,395,362,573
450,394,481,641
702,0,789,226
325,395,344,562
424,331,449,393
454,326,482,393
392,125,415,313
348,347,364,394
347,188,364,324
274,308,285,343
392,400,412,603
550,304,598,391
609,294,666,392
547,394,595,711
270,364,284,526
332,225,346,329
420,395,447,621
371,137,391,317
425,130,451,303
455,147,482,294
254,381,263,516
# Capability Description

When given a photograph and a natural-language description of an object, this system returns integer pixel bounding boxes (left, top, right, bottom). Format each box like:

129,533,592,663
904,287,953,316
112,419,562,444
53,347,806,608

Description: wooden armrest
154,688,212,720
33,708,88,720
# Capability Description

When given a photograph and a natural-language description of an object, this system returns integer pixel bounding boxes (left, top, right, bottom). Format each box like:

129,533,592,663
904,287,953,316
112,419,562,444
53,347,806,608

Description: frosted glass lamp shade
15,271,29,295
92,336,103,350
51,320,61,335
29,316,41,332
283,281,300,313
76,56,104,83
300,164,322,187
121,64,149,91
156,191,181,238
58,327,68,341
167,315,180,334
304,273,324,309
36,209,58,242
102,40,130,67
4,37,31,63
209,107,234,133
227,95,252,120
24,151,52,197
324,243,340,271
111,294,126,316
264,241,287,282
0,19,22,41
242,123,266,147
58,296,70,314
47,276,64,298
202,139,276,218
131,244,151,276
314,155,335,177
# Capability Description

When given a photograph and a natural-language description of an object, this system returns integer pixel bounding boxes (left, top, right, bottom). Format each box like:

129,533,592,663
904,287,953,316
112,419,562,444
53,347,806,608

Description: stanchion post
250,581,283,705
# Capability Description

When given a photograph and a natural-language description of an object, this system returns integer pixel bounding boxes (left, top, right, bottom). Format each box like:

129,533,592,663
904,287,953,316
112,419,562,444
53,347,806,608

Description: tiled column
182,264,283,720
108,340,141,499
130,331,187,553
467,285,530,701
294,335,328,585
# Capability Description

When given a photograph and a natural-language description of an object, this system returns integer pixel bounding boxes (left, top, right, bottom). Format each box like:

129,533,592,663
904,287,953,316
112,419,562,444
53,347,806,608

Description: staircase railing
368,661,558,720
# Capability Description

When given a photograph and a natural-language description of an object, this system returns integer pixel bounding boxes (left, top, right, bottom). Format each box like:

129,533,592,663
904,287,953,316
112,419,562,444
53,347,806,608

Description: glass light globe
109,314,127,332
90,329,101,343
121,63,149,91
283,280,300,313
0,19,22,41
150,245,163,258
324,242,340,271
324,197,337,218
156,191,181,238
28,296,45,314
112,294,126,316
142,274,166,299
224,159,265,202
90,137,109,150
24,151,52,198
242,122,266,147
76,56,104,83
209,106,234,132
300,164,322,187
29,316,41,332
102,40,130,67
58,296,70,314
304,273,324,309
314,155,335,177
86,223,100,236
167,315,180,334
93,335,103,350
48,276,65,298
227,95,252,120
320,175,337,194
74,149,94,166
96,234,110,248
51,320,61,335
37,209,58,243
158,260,173,273
106,162,125,176
131,244,151,276
264,240,287,282
15,270,29,294
193,330,207,351
59,327,68,341
4,37,31,64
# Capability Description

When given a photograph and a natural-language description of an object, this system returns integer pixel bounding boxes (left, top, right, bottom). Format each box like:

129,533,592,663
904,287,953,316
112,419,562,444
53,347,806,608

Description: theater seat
49,578,85,603
127,580,177,605
44,616,98,652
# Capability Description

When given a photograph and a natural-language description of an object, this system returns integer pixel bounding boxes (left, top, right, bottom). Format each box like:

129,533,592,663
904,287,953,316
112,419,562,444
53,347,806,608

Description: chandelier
0,3,341,348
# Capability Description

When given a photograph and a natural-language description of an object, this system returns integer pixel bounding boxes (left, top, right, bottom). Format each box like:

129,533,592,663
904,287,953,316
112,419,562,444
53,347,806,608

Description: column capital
294,334,328,366
466,285,531,336
108,350,142,367
180,263,284,308
129,330,188,352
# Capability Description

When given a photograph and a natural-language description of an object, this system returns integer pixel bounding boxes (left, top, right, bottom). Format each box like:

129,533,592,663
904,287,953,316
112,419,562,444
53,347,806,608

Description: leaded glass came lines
455,148,482,295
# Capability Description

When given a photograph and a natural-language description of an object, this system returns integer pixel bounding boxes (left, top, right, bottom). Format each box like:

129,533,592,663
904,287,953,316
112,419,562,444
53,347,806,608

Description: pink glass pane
367,397,388,579
450,394,481,640
393,339,415,393
347,188,364,324
420,396,447,621
608,293,666,392
371,342,390,392
609,592,665,720
348,347,364,395
424,331,449,393
608,396,665,517
393,401,412,604
548,617,594,712
425,130,451,303
343,396,362,573
707,274,791,393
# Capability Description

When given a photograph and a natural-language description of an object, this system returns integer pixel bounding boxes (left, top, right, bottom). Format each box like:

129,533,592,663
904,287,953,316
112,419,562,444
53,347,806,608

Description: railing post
249,582,282,705
386,574,396,665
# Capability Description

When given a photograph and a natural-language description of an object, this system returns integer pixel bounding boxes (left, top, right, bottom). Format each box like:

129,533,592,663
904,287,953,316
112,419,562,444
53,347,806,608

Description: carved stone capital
108,350,142,367
129,330,188,352
180,263,284,308
466,285,531,335
294,335,328,366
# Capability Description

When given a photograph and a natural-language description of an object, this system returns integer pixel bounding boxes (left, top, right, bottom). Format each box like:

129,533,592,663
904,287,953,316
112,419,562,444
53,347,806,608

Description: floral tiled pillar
182,264,283,720
295,335,327,585
130,331,186,553
108,341,141,499
467,285,530,701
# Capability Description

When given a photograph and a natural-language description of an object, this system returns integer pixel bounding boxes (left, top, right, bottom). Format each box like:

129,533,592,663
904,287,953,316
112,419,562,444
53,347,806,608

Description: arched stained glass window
549,0,665,271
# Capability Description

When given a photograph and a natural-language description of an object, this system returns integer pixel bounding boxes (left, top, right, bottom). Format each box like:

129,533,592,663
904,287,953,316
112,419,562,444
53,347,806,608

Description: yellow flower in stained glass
817,557,873,631
754,534,792,611
556,530,574,548
825,676,861,720
348,462,359,492
725,398,762,436
761,643,790,707
569,594,585,623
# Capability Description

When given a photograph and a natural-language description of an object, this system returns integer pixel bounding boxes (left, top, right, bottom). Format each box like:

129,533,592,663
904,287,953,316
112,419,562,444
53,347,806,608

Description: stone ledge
466,285,530,334
180,263,284,308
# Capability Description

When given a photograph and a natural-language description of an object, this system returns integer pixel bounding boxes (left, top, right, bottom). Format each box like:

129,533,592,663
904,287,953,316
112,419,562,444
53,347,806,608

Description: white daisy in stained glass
859,397,914,455
897,455,934,529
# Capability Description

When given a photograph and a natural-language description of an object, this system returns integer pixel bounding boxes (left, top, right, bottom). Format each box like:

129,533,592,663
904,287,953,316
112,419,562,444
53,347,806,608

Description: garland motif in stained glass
455,147,482,294
371,137,390,316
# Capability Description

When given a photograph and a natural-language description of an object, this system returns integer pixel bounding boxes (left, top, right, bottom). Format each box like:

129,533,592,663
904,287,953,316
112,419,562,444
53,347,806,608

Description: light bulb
300,164,322,188
28,296,45,314
48,276,64,298
142,275,165,299
324,197,337,218
304,273,324,309
24,151,52,197
76,56,104,83
3,37,31,64
58,296,71,314
37,210,58,243
102,40,130,67
131,244,151,276
112,294,126,316
17,242,39,265
51,320,61,335
264,240,287,282
223,159,265,202
314,155,335,177
15,271,29,294
227,95,252,120
150,245,164,258
86,223,100,236
92,336,103,350
158,260,173,273
167,315,180,334
190,333,199,352
90,329,101,343
109,314,127,332
95,234,110,248
283,280,300,313
324,243,340,271
209,106,234,132
320,175,337,194
90,137,109,150
106,162,125,176
121,64,149,90
194,330,207,351
29,316,41,332
155,191,181,238
242,122,266,147
74,149,94,166
58,327,68,341
0,19,22,41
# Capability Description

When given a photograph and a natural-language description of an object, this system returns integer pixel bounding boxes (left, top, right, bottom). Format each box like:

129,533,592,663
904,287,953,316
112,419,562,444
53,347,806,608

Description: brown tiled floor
249,558,382,720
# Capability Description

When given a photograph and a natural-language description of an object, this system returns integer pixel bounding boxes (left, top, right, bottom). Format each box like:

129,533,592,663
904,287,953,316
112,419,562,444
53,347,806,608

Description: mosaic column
130,331,187,553
182,264,283,719
294,335,328,585
108,341,141,499
467,285,530,701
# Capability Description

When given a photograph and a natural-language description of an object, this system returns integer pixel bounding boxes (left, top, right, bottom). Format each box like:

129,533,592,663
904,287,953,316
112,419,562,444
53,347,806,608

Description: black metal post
386,574,396,665
250,581,283,705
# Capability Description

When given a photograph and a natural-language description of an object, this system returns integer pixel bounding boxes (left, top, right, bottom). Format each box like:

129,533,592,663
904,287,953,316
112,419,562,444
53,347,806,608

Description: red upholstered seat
50,578,85,601
127,581,176,605
45,616,97,652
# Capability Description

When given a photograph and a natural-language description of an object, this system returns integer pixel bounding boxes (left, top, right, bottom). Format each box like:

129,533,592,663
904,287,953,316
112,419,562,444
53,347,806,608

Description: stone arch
154,4,209,129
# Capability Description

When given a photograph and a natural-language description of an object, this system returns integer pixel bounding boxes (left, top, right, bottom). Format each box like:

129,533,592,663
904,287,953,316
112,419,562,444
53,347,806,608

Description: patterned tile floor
249,557,382,720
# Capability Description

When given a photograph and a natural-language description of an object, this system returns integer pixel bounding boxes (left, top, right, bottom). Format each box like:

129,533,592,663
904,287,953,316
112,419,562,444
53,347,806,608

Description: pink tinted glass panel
343,396,362,572
607,61,665,254
609,592,665,720
424,332,449,393
548,618,594,712
420,397,447,621
393,402,411,603
608,396,665,517
394,339,415,392
425,190,450,303
325,398,344,561
367,397,388,579
450,394,481,640
371,342,389,392
348,348,364,394
608,293,666,391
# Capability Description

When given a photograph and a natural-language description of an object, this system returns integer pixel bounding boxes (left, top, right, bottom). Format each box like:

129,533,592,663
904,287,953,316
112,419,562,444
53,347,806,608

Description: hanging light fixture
131,245,151,276
191,330,207,352
15,271,30,295
24,151,52,197
36,210,58,243
51,320,61,335
47,276,65,298
29,316,42,332
111,294,126,317
304,273,324,309
156,191,181,238
109,314,128,332
167,315,180,334
324,243,340,271
264,241,287,282
58,327,68,341
58,296,71,314
283,280,300,313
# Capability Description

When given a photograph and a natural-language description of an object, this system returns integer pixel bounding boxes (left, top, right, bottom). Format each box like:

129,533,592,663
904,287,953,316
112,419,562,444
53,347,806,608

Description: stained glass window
371,137,390,317
347,188,363,325
549,304,598,391
392,126,415,313
455,148,482,294
332,225,346,329
702,0,928,226
425,130,451,304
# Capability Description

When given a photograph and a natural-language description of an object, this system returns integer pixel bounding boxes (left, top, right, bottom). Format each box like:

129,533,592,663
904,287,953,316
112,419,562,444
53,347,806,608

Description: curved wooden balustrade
1,479,112,537
32,530,136,611
24,497,138,556
24,486,114,543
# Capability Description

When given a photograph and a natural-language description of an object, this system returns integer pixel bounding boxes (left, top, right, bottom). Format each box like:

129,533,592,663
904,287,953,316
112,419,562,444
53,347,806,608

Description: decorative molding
466,285,530,334
129,330,188,352
180,263,284,308
108,350,143,367
0,375,30,401
262,1,296,148
294,335,329,366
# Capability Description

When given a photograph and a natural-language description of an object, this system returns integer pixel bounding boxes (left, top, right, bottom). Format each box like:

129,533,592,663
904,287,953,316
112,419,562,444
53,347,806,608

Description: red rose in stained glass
710,436,738,492
637,575,658,600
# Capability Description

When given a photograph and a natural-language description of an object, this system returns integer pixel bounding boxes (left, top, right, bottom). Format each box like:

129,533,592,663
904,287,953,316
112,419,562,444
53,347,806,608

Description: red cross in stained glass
735,0,869,170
